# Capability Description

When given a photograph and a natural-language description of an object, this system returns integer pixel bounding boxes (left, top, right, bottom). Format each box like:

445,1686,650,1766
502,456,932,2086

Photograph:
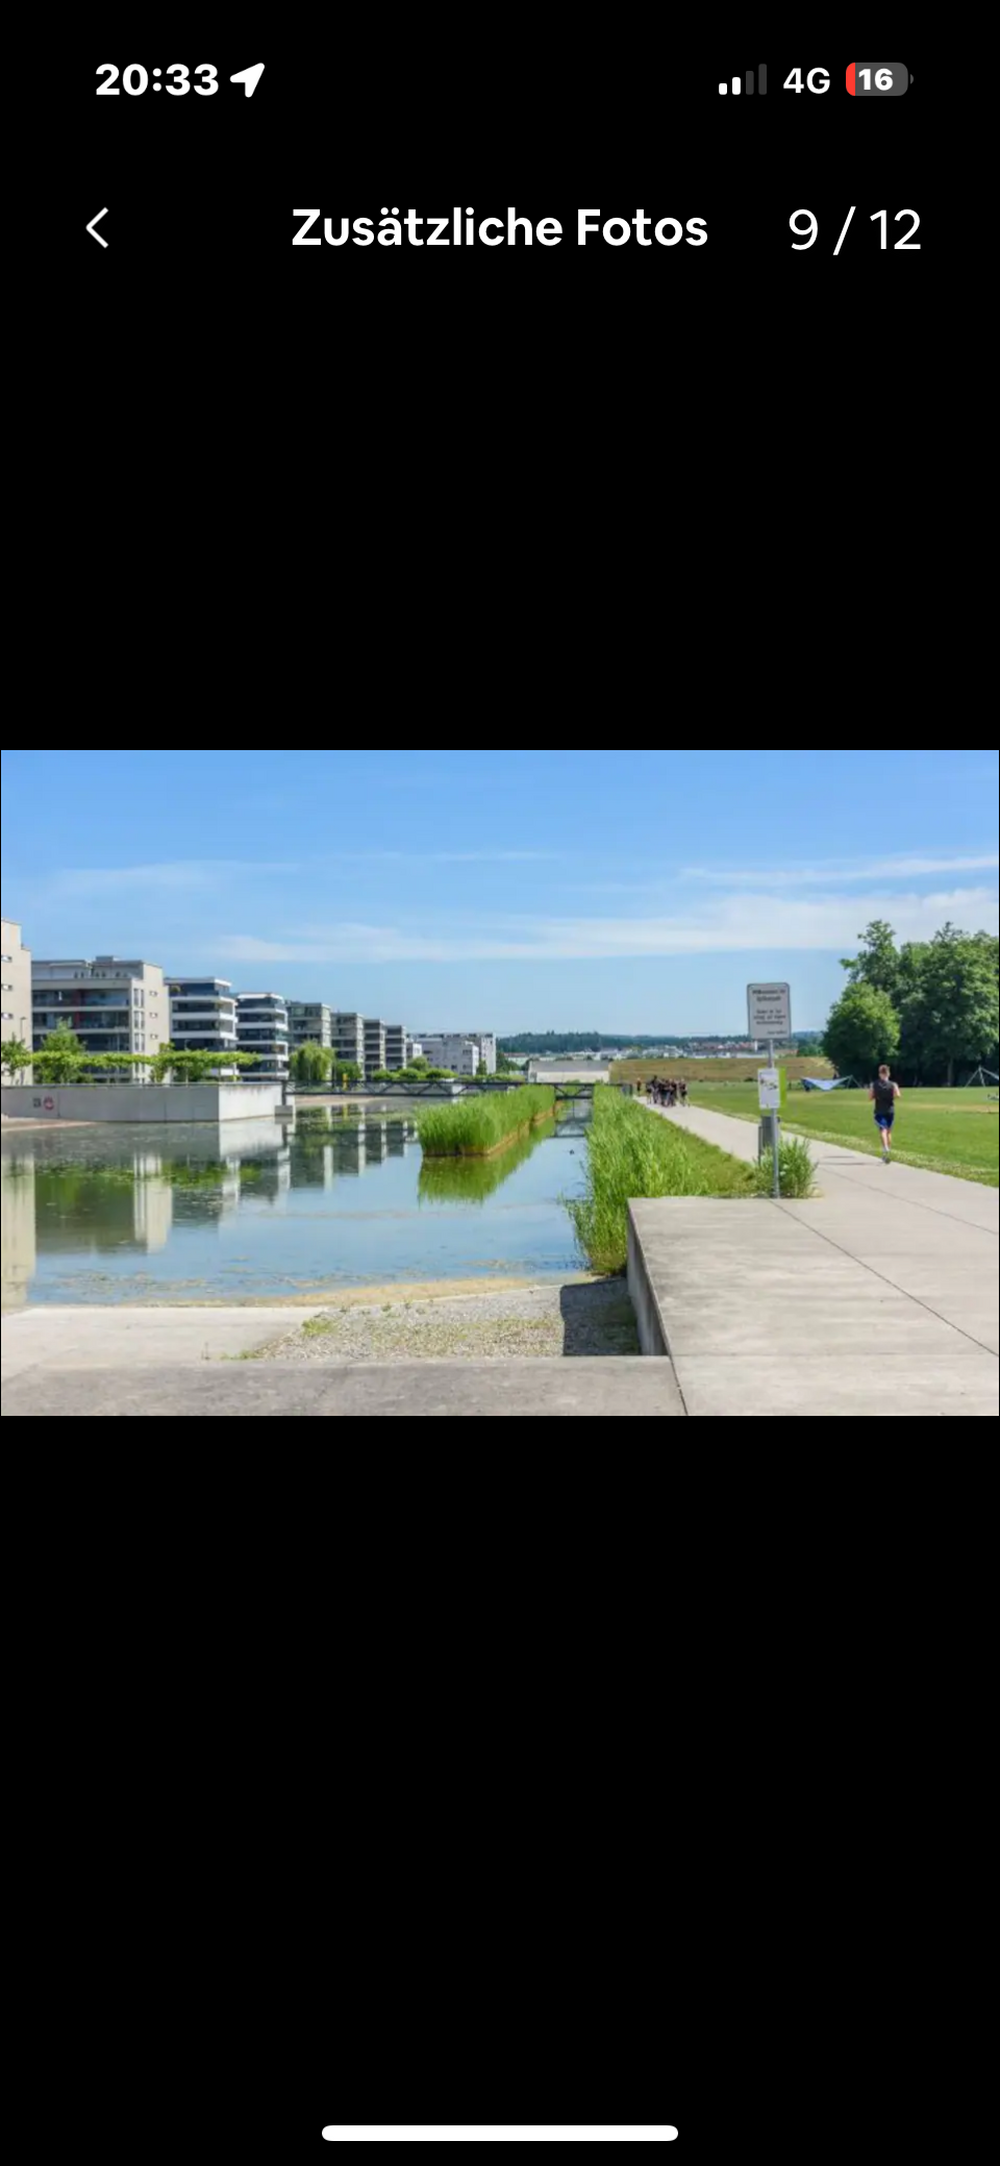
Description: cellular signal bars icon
719,67,768,95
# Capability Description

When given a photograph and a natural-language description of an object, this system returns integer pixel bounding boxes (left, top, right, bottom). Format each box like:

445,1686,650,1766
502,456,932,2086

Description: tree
477,1060,488,1079
34,1026,85,1084
152,1046,259,1085
291,1043,333,1088
897,924,999,1086
840,920,901,1000
823,983,900,1079
337,1062,363,1091
0,1038,32,1084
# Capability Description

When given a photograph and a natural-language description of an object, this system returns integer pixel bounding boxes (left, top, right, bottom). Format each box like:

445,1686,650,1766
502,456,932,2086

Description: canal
1,1108,588,1307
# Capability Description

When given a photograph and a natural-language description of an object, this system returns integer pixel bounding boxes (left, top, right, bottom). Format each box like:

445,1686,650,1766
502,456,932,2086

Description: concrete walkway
630,1104,998,1416
0,1307,683,1417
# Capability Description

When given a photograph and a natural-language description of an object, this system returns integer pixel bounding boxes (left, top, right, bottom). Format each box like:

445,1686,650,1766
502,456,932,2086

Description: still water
1,1110,588,1306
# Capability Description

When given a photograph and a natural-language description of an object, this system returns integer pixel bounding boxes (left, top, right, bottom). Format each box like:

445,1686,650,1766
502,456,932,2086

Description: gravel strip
259,1279,638,1362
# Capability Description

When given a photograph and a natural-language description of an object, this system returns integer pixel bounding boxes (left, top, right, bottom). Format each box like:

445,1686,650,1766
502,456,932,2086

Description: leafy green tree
840,920,901,999
152,1046,259,1085
337,1062,363,1091
0,1038,32,1084
898,924,999,1086
34,1026,85,1084
291,1043,332,1088
823,983,900,1080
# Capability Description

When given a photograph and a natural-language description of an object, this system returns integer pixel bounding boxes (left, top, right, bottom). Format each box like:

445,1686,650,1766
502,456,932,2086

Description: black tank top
873,1077,896,1112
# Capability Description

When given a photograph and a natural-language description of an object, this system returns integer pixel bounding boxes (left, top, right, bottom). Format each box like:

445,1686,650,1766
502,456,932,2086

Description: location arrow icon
230,63,265,97
87,207,109,248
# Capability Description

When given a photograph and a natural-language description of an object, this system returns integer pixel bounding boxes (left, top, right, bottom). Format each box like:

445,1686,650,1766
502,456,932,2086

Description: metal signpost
749,985,792,1199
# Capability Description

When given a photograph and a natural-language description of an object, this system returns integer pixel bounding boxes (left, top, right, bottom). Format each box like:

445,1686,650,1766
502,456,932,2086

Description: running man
869,1065,902,1160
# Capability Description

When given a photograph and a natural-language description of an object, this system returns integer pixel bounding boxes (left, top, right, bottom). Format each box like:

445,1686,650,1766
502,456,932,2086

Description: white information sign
758,1068,781,1112
748,982,792,1040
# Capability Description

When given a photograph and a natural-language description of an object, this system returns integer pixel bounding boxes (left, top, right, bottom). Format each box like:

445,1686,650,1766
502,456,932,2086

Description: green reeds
419,1086,556,1158
566,1089,754,1274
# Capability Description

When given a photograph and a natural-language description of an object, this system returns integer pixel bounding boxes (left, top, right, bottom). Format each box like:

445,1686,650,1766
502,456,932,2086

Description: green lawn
689,1086,999,1186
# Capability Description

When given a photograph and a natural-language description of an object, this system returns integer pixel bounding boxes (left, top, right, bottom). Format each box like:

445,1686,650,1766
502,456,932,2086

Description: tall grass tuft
751,1136,817,1198
420,1086,556,1158
567,1089,753,1274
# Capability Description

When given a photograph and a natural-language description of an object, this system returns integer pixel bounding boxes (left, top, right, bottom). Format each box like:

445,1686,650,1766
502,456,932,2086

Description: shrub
751,1136,817,1198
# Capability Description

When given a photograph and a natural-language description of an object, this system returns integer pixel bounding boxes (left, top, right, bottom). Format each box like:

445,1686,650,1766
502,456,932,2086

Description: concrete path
0,1308,684,1417
630,1104,998,1416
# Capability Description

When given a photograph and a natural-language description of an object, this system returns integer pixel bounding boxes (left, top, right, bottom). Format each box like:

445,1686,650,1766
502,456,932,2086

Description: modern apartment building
32,957,167,1067
288,1002,333,1050
421,1033,493,1077
169,978,239,1065
385,1024,407,1071
364,1018,387,1078
237,992,290,1081
1,919,32,1053
472,1033,498,1076
331,1012,365,1075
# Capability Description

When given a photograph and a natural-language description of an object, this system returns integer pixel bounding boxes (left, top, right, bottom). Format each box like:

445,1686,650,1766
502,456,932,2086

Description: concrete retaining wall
1,1083,283,1124
627,1203,669,1357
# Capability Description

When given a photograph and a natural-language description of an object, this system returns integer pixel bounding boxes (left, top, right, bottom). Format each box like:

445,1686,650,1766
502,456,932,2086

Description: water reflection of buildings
1,1153,37,1309
30,1151,174,1259
1,1118,419,1301
290,1113,417,1188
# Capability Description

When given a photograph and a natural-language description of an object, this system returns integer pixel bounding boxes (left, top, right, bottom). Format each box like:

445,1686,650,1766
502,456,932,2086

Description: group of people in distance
645,1076,688,1109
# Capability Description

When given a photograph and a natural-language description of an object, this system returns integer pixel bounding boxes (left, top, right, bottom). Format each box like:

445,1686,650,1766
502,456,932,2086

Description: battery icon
847,63,911,96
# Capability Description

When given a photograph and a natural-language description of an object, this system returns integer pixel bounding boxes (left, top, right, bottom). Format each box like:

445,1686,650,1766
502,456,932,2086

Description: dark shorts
875,1112,895,1132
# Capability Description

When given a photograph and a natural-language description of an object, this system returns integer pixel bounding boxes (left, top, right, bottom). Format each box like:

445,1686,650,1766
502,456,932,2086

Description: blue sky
2,748,996,1032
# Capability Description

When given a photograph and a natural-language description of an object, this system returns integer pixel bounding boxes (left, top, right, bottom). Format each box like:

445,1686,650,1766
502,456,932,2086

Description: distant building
237,992,290,1081
364,1019,387,1078
331,1012,365,1076
421,1032,491,1077
471,1033,497,1075
288,1001,333,1051
169,978,239,1067
1,919,32,1055
385,1024,407,1071
32,956,167,1072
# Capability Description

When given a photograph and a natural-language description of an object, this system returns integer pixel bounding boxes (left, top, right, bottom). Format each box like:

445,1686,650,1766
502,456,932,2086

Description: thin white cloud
218,884,999,965
684,853,999,888
52,860,299,896
51,850,557,896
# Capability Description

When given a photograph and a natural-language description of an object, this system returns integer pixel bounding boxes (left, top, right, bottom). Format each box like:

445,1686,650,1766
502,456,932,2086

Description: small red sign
43,1097,55,1112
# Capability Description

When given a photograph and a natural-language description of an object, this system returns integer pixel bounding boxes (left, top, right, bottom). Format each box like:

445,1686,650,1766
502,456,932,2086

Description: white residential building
169,978,240,1066
364,1019,387,1078
470,1033,498,1075
331,1012,365,1076
420,1033,486,1077
288,1002,333,1050
237,993,290,1082
32,956,167,1070
1,919,32,1055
